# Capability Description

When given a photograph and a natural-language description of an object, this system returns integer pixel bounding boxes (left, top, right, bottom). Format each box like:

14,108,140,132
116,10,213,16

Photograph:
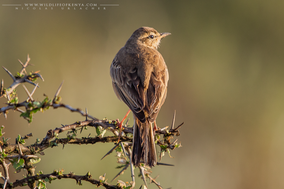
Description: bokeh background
1,0,284,188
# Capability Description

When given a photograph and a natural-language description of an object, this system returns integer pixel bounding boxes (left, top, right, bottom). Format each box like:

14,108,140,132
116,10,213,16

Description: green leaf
36,138,41,144
12,158,25,172
96,126,102,136
44,178,50,183
160,144,168,150
16,72,24,78
30,157,41,164
2,137,9,145
175,142,182,148
115,145,122,153
16,135,25,144
33,101,41,107
0,125,4,137
38,180,46,189
0,151,8,160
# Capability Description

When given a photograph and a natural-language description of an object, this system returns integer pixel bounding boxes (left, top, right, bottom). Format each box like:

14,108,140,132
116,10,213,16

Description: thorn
85,108,88,121
147,175,162,189
129,150,135,188
23,84,34,101
0,79,3,96
4,111,7,119
15,108,25,113
80,127,84,134
54,81,64,101
17,142,23,156
170,110,176,130
33,72,44,81
18,59,24,66
18,59,27,75
172,122,184,132
30,83,38,97
171,139,178,145
160,126,169,131
101,142,120,160
139,166,148,188
157,162,174,166
150,175,159,184
120,142,129,157
2,66,16,81
111,163,129,182
6,92,11,101
19,54,31,75
125,118,130,127
27,54,30,62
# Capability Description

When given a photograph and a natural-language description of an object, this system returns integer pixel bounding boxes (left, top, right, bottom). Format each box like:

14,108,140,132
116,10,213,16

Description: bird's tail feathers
132,117,157,167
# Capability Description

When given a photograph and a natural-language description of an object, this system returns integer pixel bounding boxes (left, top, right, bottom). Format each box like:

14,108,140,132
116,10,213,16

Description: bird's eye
148,35,154,39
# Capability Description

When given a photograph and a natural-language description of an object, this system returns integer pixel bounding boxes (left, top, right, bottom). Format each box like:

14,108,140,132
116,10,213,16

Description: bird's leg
153,121,159,131
117,109,131,142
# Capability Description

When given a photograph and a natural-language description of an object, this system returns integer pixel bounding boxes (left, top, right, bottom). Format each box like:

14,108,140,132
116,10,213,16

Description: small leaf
38,180,46,189
0,125,4,137
96,126,102,136
30,157,41,164
16,135,25,144
12,158,25,172
160,144,168,150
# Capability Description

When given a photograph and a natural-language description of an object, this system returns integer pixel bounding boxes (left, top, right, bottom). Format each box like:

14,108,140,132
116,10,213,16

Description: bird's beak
160,32,171,38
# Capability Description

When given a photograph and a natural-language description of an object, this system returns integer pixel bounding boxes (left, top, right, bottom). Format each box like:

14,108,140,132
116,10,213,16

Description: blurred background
1,0,284,188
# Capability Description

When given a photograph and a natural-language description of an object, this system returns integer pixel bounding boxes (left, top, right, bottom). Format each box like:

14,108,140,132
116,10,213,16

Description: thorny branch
1,55,43,99
0,171,120,189
0,56,183,189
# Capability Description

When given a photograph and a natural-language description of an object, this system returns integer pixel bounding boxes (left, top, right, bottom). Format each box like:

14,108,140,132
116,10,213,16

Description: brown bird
110,27,170,167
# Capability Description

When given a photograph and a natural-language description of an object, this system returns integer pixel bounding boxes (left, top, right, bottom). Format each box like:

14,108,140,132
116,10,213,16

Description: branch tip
54,81,64,100
170,110,176,130
2,66,16,81
23,84,34,101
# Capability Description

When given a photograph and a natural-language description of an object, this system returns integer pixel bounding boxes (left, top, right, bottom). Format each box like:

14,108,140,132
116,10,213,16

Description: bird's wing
110,54,146,122
147,60,169,122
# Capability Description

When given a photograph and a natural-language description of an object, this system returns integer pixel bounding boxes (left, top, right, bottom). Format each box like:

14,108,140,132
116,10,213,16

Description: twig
0,155,11,189
0,171,120,189
147,174,162,189
0,56,43,99
2,66,16,82
139,166,148,188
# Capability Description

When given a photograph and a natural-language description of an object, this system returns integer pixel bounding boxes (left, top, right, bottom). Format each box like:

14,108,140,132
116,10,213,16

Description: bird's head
128,27,171,49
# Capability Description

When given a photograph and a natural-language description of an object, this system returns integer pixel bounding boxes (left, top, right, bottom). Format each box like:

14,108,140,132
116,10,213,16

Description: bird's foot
117,109,131,142
153,121,160,132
